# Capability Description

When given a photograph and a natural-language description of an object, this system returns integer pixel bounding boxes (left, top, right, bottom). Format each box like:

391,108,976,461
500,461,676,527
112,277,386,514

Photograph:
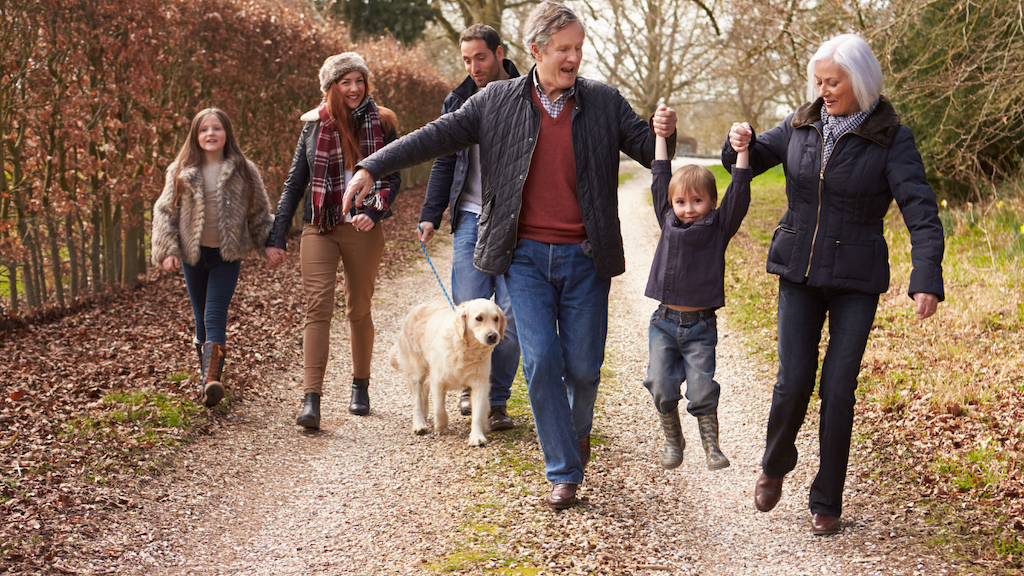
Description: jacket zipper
506,101,541,258
803,128,850,278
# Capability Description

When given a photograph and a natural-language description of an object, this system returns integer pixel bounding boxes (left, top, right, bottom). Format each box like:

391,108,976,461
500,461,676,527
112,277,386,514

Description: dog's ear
497,307,506,341
456,304,469,344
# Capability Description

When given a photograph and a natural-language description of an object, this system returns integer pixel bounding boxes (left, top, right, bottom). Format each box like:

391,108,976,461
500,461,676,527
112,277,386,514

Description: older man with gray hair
346,1,677,509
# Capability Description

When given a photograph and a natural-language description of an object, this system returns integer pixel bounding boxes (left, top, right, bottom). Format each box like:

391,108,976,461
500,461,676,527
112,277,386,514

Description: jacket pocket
478,194,494,226
767,225,797,268
833,240,874,282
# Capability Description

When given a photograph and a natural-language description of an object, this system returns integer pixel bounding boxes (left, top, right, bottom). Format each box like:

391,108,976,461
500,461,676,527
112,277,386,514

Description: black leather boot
296,393,321,429
658,408,685,470
697,414,730,470
349,377,369,416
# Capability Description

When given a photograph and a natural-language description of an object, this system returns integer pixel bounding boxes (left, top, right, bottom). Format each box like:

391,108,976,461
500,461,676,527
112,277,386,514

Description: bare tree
582,0,722,120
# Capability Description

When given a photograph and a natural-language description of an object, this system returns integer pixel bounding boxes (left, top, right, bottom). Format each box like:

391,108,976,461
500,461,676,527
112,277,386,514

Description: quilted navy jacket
721,96,944,300
358,67,674,278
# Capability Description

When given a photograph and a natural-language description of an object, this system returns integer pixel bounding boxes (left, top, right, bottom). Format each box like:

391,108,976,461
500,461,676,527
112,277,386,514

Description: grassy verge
722,167,1024,572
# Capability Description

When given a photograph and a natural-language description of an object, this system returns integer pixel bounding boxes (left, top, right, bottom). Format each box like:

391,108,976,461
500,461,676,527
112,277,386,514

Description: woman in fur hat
151,108,274,408
265,52,401,429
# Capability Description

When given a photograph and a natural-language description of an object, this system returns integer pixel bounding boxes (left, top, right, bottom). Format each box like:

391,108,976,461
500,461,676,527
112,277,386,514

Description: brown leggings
299,222,384,395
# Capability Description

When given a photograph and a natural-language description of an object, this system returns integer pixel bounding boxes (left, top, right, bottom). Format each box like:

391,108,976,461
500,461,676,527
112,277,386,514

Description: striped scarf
820,98,878,169
311,96,390,233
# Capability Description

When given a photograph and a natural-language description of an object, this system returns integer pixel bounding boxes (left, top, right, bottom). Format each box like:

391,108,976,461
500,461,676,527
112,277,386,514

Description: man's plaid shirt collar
533,70,575,118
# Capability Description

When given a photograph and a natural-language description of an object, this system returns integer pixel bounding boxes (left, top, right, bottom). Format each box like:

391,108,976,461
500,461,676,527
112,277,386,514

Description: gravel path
106,161,961,575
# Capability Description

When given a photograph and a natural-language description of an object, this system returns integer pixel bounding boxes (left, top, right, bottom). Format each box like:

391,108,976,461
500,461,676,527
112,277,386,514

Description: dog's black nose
486,332,499,345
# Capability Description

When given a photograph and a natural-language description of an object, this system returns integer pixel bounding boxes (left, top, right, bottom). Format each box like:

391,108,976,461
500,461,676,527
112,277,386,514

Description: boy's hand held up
729,122,752,152
653,104,677,138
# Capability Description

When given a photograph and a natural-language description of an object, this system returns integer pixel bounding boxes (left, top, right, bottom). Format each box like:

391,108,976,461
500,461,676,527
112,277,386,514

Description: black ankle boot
296,393,321,429
349,378,369,416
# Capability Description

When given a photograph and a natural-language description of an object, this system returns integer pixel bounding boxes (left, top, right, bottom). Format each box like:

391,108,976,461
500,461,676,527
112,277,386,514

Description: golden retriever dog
390,298,506,446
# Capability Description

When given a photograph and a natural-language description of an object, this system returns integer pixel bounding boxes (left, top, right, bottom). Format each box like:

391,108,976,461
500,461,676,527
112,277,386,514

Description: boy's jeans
643,305,720,416
181,246,241,346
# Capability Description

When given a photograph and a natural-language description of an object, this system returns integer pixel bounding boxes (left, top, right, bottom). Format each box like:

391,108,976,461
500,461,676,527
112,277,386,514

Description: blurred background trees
2,0,1022,315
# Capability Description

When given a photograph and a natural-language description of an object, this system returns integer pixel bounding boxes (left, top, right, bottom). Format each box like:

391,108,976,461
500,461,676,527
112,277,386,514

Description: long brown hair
324,76,397,171
171,108,257,207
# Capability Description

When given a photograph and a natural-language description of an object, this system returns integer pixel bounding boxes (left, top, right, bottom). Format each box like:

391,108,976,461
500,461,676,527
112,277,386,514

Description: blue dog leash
417,224,456,311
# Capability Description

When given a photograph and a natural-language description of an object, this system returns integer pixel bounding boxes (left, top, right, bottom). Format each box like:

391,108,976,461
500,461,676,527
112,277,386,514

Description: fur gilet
151,156,273,267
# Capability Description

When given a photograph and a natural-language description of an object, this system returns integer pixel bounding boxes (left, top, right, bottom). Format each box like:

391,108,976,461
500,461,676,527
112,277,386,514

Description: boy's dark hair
459,24,502,53
668,164,718,206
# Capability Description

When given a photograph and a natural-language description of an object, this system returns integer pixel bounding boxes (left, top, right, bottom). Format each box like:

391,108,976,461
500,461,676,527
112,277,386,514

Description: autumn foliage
0,0,452,317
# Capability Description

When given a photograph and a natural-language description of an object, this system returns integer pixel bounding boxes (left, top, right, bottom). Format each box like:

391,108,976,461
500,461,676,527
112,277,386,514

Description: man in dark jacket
346,1,677,509
417,24,521,432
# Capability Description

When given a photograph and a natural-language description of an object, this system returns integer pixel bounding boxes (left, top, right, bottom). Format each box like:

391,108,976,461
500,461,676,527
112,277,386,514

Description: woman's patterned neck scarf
820,97,879,169
311,95,390,233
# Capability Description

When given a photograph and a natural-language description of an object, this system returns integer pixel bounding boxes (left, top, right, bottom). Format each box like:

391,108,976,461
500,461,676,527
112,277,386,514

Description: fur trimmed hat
319,52,370,94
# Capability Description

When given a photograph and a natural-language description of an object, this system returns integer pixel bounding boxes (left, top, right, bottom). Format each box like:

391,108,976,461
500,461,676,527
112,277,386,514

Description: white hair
807,34,883,112
522,1,584,59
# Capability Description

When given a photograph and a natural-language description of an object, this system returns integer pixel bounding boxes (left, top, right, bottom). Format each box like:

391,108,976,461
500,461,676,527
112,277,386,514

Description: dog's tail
388,342,401,371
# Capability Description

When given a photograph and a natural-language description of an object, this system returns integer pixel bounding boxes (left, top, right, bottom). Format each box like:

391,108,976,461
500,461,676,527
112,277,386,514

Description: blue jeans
451,211,520,407
181,246,241,345
644,306,720,416
503,238,610,485
762,277,878,517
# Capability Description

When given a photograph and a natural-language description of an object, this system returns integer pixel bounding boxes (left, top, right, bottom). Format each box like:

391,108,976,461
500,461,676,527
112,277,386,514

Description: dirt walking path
105,161,960,576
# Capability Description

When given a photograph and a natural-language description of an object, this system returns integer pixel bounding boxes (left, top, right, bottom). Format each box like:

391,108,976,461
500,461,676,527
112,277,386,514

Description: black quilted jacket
722,96,944,300
358,67,674,278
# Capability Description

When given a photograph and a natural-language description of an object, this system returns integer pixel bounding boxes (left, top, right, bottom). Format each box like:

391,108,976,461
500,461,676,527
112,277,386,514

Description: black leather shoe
296,393,321,429
488,406,514,431
459,388,472,416
544,483,578,509
754,472,784,512
811,513,841,535
349,378,370,416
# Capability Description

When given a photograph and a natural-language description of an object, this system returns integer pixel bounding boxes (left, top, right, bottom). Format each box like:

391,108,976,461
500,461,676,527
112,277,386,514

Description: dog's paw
412,422,429,436
467,434,488,447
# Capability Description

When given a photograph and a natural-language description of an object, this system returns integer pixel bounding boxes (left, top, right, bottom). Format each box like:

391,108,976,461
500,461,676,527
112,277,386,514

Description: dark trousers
762,277,878,517
181,246,241,346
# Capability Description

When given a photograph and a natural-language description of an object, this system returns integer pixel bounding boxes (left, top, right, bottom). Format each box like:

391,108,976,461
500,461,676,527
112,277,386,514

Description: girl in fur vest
151,108,273,408
265,52,401,429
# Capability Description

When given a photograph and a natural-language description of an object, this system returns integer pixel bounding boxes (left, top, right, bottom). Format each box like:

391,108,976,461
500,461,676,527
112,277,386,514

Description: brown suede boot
200,342,226,408
658,408,685,470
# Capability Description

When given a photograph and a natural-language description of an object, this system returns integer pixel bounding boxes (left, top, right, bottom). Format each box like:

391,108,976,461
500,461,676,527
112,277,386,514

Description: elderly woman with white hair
722,34,945,535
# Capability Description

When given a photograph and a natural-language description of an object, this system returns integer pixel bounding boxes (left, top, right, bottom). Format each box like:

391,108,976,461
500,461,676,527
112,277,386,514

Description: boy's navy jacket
644,160,753,309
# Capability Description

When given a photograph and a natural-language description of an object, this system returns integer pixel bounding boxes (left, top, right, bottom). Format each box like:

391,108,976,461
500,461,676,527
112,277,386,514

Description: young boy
644,107,752,470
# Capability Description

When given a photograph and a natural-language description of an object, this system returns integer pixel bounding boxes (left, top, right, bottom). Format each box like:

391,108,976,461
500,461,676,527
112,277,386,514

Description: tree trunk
121,200,143,288
46,216,65,307
90,205,102,290
5,255,16,314
65,213,78,299
29,226,47,304
102,195,117,287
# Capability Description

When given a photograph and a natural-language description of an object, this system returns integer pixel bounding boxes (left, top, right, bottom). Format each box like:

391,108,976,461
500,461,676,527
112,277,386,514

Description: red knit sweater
517,88,586,244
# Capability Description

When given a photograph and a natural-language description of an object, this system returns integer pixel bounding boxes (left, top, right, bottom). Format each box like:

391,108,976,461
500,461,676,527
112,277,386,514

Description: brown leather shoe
459,388,472,416
811,513,841,535
579,435,591,471
488,406,515,431
544,483,578,509
754,472,784,512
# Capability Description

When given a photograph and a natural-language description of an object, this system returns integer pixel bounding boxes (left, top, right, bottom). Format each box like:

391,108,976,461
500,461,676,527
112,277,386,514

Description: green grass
618,172,634,186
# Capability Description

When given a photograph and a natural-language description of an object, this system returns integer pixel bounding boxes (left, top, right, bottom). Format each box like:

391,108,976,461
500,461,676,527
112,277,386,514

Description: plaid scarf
311,95,390,233
820,98,878,169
